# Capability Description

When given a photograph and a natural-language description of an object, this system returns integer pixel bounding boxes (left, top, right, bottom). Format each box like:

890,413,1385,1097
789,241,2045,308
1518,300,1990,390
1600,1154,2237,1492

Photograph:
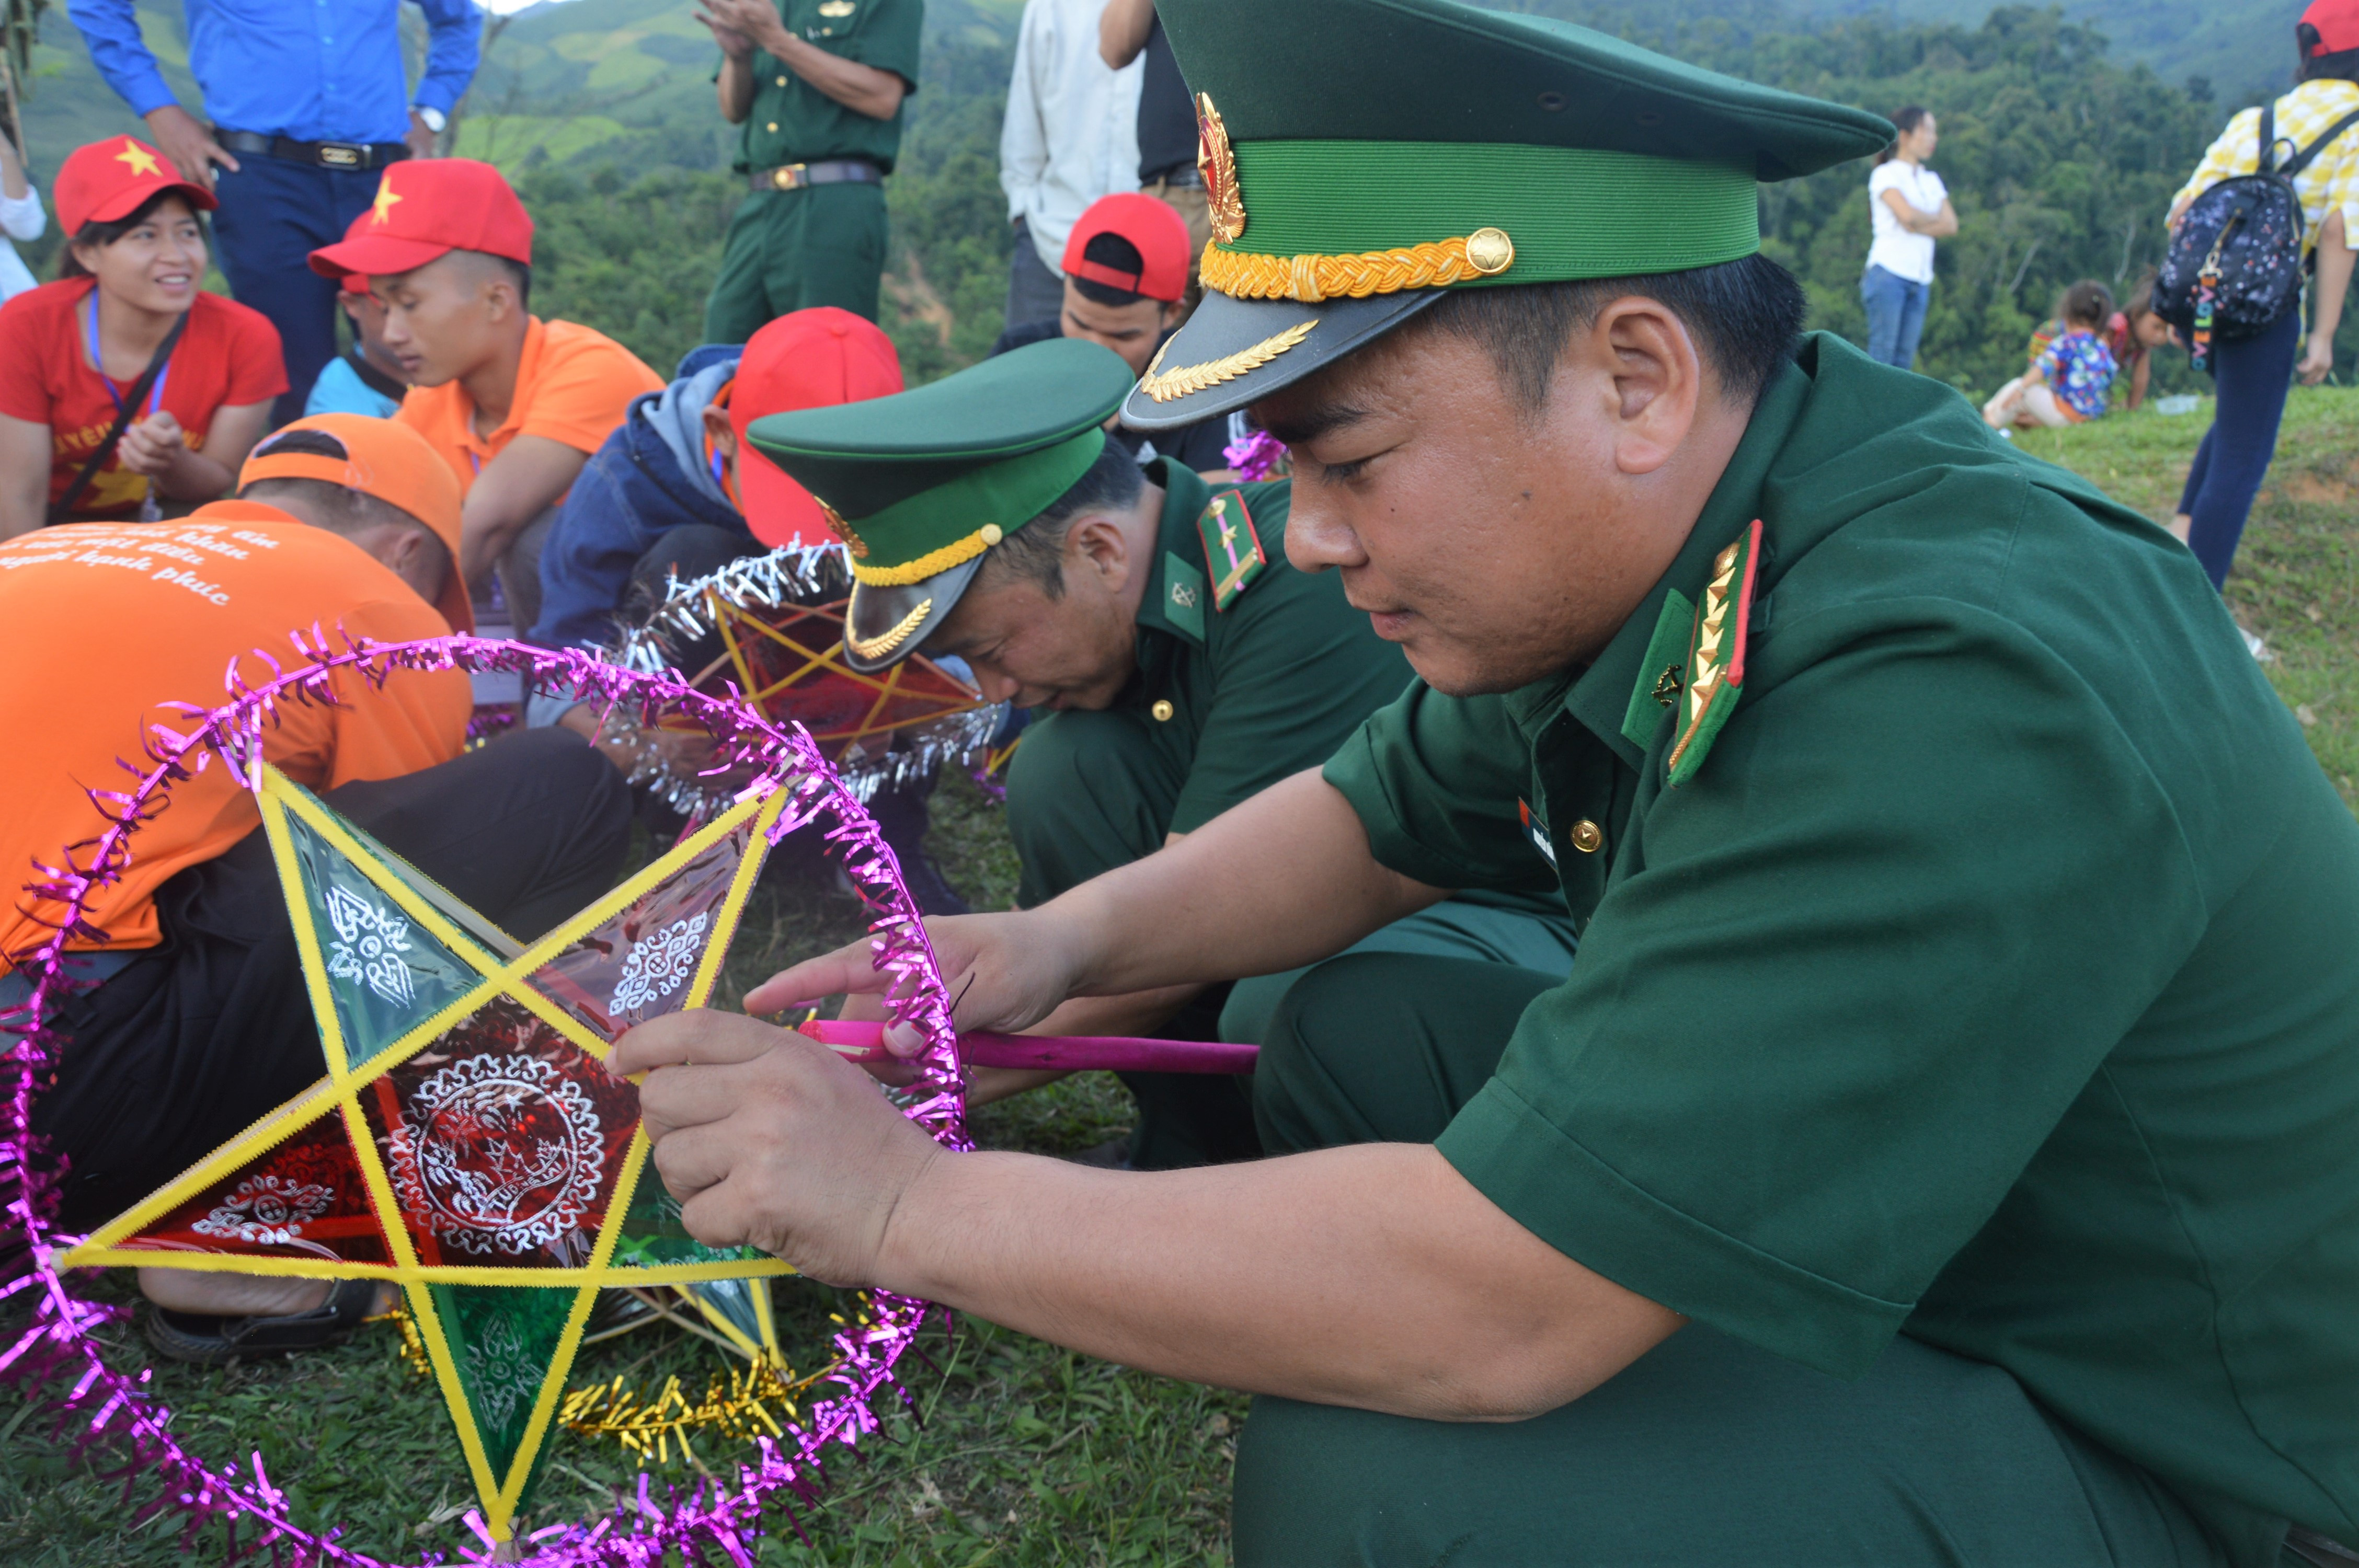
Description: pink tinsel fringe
0,630,971,1565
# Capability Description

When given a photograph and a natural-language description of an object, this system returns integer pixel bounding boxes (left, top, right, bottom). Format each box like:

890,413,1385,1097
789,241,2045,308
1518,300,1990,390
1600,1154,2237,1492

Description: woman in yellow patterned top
2163,0,2359,597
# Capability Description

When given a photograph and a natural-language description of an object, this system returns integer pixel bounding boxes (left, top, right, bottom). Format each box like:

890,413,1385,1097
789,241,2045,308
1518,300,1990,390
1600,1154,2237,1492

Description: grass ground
3,387,2350,1566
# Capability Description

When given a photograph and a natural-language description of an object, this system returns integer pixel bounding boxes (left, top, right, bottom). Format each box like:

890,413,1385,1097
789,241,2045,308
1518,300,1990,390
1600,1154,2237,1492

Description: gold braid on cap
1138,320,1316,403
1199,228,1515,304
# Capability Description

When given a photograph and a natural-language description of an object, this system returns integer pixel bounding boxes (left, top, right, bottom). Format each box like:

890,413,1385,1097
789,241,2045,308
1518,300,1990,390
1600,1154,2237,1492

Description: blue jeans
2179,305,2301,591
1861,263,1931,369
210,153,388,424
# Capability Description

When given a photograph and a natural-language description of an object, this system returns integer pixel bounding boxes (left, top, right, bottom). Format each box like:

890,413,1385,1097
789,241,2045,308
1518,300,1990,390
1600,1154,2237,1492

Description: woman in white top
0,135,45,303
1860,107,1957,369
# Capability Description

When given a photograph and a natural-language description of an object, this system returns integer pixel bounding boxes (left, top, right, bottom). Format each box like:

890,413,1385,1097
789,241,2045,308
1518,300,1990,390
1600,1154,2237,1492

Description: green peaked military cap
748,337,1137,672
1121,0,1894,431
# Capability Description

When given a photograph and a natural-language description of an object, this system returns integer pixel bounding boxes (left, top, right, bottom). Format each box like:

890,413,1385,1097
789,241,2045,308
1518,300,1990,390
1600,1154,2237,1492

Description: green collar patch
1161,550,1207,642
1620,587,1696,752
1197,488,1267,610
1665,518,1763,787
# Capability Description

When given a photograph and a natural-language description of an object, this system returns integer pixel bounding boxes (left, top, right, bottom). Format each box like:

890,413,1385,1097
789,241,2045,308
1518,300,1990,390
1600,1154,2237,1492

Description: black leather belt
748,158,884,193
216,130,409,170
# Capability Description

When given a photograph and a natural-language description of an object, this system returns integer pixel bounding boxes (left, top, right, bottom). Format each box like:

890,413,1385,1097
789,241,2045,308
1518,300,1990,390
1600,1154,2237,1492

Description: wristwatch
414,105,446,134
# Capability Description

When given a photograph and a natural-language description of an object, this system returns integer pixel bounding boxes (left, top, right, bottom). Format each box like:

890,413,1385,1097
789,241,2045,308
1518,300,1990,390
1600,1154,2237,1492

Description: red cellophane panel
361,995,642,1270
119,1113,392,1265
526,825,750,1039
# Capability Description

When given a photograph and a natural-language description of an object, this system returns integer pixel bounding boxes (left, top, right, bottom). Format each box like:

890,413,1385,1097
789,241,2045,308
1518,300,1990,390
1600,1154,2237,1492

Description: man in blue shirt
69,0,481,422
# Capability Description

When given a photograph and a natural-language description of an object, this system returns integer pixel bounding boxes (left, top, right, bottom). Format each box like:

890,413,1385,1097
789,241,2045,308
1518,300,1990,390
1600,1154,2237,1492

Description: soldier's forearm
876,1140,1684,1419
1047,770,1447,1001
717,55,754,123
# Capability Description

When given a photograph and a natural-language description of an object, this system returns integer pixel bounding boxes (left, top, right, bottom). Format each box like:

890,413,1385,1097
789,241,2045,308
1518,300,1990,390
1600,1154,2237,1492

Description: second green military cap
747,338,1138,671
1121,0,1893,430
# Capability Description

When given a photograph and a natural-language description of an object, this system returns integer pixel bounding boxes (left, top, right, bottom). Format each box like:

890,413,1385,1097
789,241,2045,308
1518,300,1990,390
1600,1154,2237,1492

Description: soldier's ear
1066,513,1132,592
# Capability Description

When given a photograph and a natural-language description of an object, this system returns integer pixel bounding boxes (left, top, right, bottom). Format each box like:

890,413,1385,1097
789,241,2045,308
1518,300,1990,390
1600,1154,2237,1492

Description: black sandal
145,1278,382,1365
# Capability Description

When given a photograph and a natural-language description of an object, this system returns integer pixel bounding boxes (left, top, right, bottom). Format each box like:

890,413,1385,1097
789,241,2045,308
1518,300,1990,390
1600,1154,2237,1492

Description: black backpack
2156,99,2359,371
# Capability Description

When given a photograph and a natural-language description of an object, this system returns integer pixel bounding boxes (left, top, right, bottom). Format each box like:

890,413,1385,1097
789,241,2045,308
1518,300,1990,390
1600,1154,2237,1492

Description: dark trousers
1003,706,1255,1170
33,729,632,1232
1236,952,2229,1567
702,183,888,344
1004,217,1066,334
2181,305,2303,591
209,153,387,425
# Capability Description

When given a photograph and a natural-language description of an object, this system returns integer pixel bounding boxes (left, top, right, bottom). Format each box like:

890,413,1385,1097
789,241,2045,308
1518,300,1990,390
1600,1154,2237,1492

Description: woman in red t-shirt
0,137,284,538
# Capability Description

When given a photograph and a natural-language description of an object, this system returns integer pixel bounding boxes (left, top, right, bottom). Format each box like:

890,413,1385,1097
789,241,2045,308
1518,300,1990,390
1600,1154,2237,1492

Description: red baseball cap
240,414,473,635
728,308,905,548
306,159,533,281
1062,192,1190,304
2304,0,2359,52
55,136,216,236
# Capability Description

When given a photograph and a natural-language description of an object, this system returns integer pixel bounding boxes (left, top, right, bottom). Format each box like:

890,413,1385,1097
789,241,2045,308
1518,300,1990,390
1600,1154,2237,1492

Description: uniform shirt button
766,121,779,132
1571,819,1603,854
1150,699,1175,722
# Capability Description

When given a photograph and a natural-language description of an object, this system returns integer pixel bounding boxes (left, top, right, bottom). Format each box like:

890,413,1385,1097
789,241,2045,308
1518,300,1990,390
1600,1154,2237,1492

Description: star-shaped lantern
61,764,793,1541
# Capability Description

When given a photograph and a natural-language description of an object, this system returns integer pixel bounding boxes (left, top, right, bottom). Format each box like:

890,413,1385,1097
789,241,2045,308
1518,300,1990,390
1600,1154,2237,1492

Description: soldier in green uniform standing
614,2,2359,1562
743,336,1577,1170
696,0,922,342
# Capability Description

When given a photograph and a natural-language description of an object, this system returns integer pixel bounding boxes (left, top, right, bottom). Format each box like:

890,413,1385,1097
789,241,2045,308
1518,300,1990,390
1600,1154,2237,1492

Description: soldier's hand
610,1009,945,1283
699,0,778,56
695,2,757,59
744,911,1086,1059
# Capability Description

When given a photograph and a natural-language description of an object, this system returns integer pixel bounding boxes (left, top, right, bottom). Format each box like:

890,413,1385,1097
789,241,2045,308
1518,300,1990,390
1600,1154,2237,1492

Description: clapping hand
116,411,187,477
695,0,764,58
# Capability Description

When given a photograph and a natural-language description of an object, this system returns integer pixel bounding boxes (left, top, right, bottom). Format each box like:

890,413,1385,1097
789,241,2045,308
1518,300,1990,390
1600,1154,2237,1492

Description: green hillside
10,0,2336,393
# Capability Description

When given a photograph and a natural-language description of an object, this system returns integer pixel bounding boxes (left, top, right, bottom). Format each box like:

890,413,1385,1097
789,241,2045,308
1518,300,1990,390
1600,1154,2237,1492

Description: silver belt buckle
318,142,365,168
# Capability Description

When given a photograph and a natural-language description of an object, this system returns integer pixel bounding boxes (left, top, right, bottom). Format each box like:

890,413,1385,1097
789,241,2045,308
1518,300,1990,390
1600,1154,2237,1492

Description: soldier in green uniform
613,2,2359,1562
697,0,923,342
744,336,1577,1169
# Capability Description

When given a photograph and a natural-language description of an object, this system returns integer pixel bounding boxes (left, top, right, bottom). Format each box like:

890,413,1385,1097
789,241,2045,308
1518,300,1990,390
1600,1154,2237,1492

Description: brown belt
748,158,884,192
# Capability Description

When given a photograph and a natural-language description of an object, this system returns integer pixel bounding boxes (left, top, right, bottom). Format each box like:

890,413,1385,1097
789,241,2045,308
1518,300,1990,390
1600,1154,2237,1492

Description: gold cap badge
818,499,869,559
1197,94,1245,246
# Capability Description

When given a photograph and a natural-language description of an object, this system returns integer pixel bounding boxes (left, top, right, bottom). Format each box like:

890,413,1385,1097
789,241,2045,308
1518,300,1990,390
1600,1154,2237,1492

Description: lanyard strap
86,294,171,419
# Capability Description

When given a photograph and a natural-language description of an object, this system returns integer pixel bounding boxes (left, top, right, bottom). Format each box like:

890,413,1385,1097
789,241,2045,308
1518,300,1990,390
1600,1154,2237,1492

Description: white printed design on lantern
325,882,417,1007
609,912,710,1015
189,1174,338,1246
386,1054,605,1258
461,1309,542,1432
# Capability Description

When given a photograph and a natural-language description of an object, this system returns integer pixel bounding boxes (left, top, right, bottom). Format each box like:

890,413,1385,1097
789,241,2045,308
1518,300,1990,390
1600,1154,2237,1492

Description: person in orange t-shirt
2,414,630,1361
307,159,661,637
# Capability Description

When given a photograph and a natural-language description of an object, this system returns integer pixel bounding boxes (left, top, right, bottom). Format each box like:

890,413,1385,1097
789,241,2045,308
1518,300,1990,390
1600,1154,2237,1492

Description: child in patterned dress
1984,281,2120,430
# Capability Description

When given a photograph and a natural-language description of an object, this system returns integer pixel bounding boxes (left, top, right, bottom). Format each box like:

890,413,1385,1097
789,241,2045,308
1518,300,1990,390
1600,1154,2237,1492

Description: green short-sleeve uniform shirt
1323,332,2359,1562
729,0,923,173
1012,462,1415,906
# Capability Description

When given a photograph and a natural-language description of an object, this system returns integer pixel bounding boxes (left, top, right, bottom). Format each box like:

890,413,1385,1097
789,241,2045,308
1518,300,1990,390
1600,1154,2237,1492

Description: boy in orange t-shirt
307,160,661,634
2,414,630,1359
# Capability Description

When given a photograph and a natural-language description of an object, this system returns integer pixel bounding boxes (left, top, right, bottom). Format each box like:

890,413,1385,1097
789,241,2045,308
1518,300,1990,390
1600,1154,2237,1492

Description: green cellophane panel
425,1282,578,1491
278,804,487,1072
610,1181,765,1269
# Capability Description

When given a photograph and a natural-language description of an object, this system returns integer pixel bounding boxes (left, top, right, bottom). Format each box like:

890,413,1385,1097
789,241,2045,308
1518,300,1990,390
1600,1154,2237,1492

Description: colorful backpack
2156,99,2359,371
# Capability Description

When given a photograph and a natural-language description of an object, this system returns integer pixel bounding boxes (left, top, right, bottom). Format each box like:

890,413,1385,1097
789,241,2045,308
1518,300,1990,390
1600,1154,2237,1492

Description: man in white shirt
1860,106,1956,369
999,0,1142,331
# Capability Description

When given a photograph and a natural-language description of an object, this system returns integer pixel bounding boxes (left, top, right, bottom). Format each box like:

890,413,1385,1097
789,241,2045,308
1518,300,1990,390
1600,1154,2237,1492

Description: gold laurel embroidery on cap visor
848,596,933,661
1139,320,1316,403
1196,94,1245,246
1199,229,1514,303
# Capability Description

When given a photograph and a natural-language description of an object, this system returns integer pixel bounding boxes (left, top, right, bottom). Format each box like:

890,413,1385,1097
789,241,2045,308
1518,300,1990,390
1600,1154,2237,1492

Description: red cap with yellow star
305,158,534,282
54,136,216,236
